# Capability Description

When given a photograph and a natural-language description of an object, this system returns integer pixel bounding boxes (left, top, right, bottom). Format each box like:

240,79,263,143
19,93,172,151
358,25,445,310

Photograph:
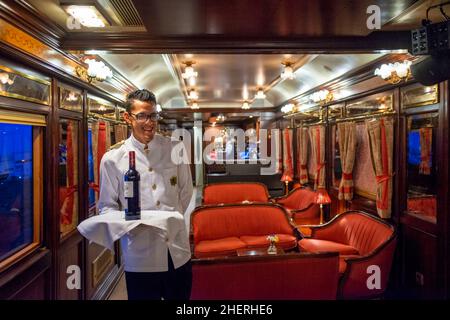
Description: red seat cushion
298,239,359,255
240,234,297,250
194,237,247,258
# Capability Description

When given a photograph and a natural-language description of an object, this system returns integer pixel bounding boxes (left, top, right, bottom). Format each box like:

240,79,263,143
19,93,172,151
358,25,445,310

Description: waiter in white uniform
98,89,193,300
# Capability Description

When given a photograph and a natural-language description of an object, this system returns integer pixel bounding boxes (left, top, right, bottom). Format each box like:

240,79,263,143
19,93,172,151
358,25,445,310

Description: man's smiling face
124,99,158,144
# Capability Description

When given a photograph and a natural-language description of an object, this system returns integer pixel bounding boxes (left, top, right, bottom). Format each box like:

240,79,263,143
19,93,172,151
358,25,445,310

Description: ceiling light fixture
217,114,226,122
156,104,162,112
190,102,199,109
374,60,412,84
242,101,250,110
281,62,295,80
182,62,198,79
76,58,113,83
188,89,198,100
311,89,333,104
63,5,108,28
255,88,266,99
281,103,295,114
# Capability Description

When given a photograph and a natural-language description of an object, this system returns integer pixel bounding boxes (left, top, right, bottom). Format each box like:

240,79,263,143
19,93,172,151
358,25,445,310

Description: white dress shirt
98,134,193,272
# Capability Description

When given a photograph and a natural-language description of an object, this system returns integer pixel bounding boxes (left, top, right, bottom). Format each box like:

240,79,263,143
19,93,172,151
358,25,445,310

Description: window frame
0,111,44,272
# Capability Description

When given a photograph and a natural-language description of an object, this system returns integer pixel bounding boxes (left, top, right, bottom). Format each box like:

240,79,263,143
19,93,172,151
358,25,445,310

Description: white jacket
98,134,193,272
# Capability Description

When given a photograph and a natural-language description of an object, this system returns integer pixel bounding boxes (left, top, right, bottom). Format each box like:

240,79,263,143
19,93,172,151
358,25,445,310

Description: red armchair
202,182,269,205
272,187,320,225
297,210,396,299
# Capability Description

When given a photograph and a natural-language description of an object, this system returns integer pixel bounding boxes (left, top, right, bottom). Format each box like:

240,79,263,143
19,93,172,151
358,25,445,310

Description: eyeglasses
130,112,161,122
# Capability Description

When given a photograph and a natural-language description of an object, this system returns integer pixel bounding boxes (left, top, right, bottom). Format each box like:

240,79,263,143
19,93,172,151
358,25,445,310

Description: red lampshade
315,188,331,205
281,172,293,182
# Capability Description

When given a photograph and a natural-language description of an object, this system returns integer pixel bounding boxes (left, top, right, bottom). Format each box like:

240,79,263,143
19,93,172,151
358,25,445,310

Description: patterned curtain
275,129,282,174
309,125,326,190
366,118,394,219
282,128,294,177
114,124,128,142
337,122,357,200
419,127,432,175
296,126,309,185
105,121,112,151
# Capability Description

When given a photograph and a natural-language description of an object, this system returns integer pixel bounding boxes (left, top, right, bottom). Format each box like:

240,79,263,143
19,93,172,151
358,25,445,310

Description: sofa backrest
276,187,317,210
314,211,395,256
191,252,339,300
192,204,293,244
203,182,269,205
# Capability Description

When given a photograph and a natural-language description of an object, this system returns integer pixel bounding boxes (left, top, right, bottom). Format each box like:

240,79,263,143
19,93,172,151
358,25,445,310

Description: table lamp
281,172,293,195
315,188,331,224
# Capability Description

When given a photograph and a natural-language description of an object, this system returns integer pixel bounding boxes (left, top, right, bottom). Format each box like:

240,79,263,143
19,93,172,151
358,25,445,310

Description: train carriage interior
1,0,450,302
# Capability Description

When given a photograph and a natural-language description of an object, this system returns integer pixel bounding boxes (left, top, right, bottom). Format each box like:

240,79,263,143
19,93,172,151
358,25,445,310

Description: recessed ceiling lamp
190,102,199,109
188,89,198,100
182,62,198,79
242,101,250,110
63,5,109,28
255,88,266,99
281,62,295,80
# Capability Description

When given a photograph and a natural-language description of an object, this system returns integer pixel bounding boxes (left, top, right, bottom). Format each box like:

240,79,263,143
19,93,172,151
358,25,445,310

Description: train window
59,86,83,113
406,113,438,223
0,64,50,105
0,110,44,271
59,119,80,237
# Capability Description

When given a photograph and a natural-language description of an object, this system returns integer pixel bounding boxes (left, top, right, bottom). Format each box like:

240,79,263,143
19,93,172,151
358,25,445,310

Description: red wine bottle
124,151,141,220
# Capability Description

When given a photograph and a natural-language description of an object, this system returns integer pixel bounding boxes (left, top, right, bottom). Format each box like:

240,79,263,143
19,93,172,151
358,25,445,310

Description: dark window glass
0,123,33,260
406,113,438,223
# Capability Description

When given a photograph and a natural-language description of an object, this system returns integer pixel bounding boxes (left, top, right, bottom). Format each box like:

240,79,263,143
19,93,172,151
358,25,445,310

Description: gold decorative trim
0,109,46,126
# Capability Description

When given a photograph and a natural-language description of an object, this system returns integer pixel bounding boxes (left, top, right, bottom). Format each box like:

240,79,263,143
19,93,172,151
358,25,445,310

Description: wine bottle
124,151,141,220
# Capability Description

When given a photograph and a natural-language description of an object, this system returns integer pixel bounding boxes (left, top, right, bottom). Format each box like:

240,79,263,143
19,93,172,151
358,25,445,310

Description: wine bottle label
124,181,134,198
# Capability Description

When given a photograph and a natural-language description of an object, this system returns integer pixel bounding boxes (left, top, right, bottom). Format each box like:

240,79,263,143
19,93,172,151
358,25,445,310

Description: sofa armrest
338,236,397,299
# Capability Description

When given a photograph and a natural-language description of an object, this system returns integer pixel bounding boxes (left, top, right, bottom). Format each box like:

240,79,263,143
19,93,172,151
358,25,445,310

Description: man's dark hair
124,89,157,112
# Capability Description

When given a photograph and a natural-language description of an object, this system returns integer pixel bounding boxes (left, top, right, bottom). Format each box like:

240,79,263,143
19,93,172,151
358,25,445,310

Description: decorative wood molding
0,0,64,49
60,31,412,53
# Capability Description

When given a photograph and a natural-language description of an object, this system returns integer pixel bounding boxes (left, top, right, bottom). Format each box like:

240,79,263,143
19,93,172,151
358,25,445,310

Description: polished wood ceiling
131,0,418,37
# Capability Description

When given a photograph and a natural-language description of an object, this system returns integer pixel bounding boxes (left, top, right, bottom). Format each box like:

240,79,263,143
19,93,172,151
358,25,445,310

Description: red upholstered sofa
191,252,340,300
191,203,298,258
272,187,320,225
202,182,269,205
297,210,396,299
